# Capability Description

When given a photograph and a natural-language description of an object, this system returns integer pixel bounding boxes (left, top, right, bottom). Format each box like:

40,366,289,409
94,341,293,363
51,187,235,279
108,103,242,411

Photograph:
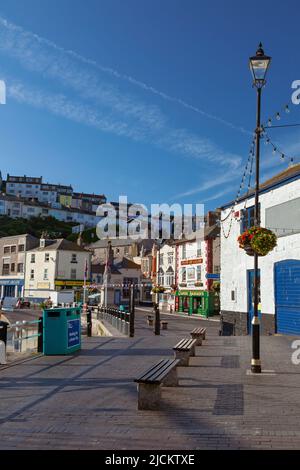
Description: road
0,309,299,450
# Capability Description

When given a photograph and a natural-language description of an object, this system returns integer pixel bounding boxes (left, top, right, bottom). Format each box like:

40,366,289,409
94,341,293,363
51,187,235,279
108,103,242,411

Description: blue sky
0,0,300,211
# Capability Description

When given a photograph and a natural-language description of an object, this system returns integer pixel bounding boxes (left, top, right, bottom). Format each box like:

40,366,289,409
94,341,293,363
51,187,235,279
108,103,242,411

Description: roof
41,183,73,191
0,233,38,241
89,239,134,248
115,257,141,270
72,192,106,200
7,175,42,184
31,239,89,252
91,263,121,275
220,163,300,210
172,224,219,245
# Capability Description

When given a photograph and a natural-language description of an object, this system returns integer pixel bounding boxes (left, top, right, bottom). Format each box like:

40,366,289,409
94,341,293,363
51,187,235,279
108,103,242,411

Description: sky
0,0,300,212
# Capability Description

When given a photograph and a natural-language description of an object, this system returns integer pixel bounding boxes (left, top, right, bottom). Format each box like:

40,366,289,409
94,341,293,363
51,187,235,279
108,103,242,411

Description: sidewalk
0,310,299,449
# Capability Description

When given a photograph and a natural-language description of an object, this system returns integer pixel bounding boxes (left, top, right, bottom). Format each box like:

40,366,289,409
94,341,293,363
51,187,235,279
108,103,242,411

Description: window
187,267,195,280
30,269,35,280
10,263,15,272
70,268,77,280
167,252,174,265
182,244,186,259
31,254,35,263
10,246,16,253
196,265,201,281
158,268,164,286
18,244,25,252
241,205,260,232
3,246,10,254
159,254,164,266
214,265,220,274
45,253,50,262
71,254,77,263
165,267,174,286
122,277,138,298
181,267,186,282
43,268,49,280
2,263,10,275
17,263,24,273
197,240,202,257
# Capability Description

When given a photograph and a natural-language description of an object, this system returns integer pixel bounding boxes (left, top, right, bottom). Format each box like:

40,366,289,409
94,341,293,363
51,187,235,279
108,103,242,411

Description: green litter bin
43,307,81,355
119,305,129,313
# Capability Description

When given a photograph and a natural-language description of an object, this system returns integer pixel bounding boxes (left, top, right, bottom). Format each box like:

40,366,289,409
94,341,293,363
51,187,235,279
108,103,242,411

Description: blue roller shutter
275,260,300,335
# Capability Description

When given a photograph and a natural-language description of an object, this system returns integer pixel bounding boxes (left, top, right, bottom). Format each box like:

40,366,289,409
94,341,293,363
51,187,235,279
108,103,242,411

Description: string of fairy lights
220,99,300,238
220,139,256,238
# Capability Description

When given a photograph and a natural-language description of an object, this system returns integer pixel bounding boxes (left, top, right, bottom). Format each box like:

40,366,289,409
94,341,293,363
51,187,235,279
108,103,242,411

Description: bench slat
135,359,180,384
173,338,197,351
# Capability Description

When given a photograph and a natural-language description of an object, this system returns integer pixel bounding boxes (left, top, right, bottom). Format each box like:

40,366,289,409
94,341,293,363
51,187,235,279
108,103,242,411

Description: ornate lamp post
249,43,271,373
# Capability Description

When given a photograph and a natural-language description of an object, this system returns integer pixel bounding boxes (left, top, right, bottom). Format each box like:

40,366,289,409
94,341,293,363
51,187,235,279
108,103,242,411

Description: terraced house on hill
220,163,300,336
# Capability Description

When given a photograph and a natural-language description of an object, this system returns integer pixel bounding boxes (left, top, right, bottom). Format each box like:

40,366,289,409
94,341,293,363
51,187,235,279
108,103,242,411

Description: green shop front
175,290,215,317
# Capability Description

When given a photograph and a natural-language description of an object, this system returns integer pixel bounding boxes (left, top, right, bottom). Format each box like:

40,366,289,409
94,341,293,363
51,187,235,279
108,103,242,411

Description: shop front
55,279,91,302
175,290,215,317
0,279,24,298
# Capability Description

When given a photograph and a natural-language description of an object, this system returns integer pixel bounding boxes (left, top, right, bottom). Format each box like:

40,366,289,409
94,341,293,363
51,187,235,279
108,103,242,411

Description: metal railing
97,306,130,336
7,319,43,354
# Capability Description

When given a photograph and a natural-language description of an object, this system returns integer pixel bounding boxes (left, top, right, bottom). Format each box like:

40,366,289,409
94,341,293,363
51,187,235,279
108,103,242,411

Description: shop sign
181,258,203,266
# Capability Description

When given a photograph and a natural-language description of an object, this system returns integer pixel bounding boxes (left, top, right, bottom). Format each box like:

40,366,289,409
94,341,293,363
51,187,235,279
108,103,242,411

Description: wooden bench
161,321,168,330
190,327,206,345
135,358,180,410
173,338,197,366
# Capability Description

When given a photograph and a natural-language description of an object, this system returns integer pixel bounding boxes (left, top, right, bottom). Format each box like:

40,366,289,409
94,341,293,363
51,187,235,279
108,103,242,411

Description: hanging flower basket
238,226,277,257
151,285,166,294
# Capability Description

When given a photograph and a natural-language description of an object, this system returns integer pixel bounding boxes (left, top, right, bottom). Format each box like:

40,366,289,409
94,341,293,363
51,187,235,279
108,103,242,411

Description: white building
220,163,300,336
156,242,176,312
0,234,39,299
24,237,91,302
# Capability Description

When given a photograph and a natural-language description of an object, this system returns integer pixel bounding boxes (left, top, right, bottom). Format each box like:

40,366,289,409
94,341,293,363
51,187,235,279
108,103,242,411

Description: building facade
220,164,300,336
24,237,91,302
0,234,39,300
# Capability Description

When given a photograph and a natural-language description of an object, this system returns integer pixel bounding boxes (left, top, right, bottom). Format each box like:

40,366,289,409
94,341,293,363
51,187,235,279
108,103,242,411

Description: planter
243,244,255,256
238,227,277,257
243,244,267,257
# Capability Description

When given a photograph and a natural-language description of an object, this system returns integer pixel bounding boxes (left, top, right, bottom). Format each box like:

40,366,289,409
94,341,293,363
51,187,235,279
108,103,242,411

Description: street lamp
249,43,271,374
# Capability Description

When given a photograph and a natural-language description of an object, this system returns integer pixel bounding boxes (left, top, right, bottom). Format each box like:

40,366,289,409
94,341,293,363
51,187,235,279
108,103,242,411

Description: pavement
0,308,299,450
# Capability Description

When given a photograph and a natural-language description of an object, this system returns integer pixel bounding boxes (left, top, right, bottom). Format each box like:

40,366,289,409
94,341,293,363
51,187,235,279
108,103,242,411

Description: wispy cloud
173,168,242,200
0,15,243,196
0,16,250,136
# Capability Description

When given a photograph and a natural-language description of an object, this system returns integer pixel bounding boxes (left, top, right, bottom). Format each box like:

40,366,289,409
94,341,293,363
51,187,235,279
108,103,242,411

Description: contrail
0,16,250,136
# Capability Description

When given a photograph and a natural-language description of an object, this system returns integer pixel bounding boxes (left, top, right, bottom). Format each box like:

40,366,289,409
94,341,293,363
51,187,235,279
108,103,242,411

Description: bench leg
190,334,202,346
163,367,178,387
190,344,196,357
137,383,161,410
174,350,190,366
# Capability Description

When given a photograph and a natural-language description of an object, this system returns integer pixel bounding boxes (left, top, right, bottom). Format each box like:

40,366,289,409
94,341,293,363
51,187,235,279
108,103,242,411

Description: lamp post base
251,358,261,373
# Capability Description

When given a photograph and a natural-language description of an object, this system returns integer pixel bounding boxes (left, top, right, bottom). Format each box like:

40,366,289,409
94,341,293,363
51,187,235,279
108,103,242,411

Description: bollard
0,321,8,364
129,284,135,337
87,309,92,337
38,317,43,353
154,303,160,335
0,320,8,345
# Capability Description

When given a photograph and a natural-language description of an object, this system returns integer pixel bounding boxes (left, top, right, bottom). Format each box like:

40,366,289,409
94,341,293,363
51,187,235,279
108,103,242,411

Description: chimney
40,231,48,248
77,232,83,247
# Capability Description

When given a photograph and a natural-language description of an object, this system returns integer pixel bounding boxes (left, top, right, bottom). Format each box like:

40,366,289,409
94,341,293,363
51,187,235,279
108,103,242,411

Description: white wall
220,178,300,315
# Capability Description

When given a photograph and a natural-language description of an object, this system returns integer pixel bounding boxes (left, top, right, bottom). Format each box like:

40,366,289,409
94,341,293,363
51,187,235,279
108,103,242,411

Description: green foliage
238,226,277,256
66,227,98,244
0,215,77,239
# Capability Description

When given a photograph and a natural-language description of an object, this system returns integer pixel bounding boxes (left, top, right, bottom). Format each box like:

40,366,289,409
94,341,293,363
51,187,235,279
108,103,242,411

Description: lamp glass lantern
249,43,271,87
